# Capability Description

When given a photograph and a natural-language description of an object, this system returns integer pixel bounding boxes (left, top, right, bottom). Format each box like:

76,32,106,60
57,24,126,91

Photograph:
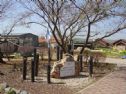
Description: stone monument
51,54,80,78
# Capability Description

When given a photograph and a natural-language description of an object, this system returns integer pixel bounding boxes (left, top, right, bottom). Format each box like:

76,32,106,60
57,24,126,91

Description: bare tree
0,0,33,63
71,0,126,54
19,0,87,53
0,0,14,63
19,0,126,55
0,0,14,20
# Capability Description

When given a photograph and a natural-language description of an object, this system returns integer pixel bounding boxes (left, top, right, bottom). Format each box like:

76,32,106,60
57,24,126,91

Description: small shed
0,33,39,56
113,39,126,50
19,33,38,47
18,33,39,57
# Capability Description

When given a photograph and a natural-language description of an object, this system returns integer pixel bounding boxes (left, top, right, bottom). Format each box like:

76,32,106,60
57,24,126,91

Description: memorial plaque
60,61,75,77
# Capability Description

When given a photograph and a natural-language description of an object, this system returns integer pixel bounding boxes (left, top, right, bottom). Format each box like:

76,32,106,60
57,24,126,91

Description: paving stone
77,60,126,94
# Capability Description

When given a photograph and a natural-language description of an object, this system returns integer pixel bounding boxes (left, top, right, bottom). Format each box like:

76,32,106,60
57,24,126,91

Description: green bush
119,50,126,56
96,48,121,58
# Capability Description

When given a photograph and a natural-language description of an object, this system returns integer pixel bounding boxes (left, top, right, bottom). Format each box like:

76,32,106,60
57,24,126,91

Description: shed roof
0,33,38,38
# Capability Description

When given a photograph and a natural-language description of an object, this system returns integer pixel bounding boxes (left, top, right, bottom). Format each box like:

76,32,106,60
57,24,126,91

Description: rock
73,55,78,61
20,90,28,94
0,82,8,89
6,89,16,94
65,54,74,61
12,88,21,94
51,54,76,78
5,87,11,93
51,62,62,78
0,83,26,94
5,87,18,94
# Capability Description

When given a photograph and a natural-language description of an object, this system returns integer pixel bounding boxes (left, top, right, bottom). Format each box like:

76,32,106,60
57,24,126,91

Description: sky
0,0,126,40
0,1,47,37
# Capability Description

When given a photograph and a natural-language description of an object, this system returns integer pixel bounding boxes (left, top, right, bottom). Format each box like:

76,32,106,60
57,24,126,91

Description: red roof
38,37,46,43
38,36,60,44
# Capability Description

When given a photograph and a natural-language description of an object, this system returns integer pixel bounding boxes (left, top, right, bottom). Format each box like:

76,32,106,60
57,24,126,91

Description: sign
60,61,75,77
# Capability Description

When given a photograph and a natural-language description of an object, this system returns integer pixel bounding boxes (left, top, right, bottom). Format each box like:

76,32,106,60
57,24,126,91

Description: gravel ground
0,72,73,94
0,59,116,94
0,62,74,94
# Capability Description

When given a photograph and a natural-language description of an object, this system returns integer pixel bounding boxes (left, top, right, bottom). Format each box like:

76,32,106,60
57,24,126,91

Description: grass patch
96,48,126,58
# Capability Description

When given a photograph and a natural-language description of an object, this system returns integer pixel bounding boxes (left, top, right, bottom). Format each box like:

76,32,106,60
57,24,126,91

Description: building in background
0,33,38,55
19,33,38,47
95,39,111,48
38,36,47,47
113,39,126,51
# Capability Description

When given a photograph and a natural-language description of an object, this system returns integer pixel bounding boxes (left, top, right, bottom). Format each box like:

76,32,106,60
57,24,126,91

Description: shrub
119,50,126,56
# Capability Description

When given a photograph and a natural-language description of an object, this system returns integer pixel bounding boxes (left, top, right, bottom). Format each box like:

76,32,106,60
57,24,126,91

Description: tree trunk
77,22,91,61
80,22,91,54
